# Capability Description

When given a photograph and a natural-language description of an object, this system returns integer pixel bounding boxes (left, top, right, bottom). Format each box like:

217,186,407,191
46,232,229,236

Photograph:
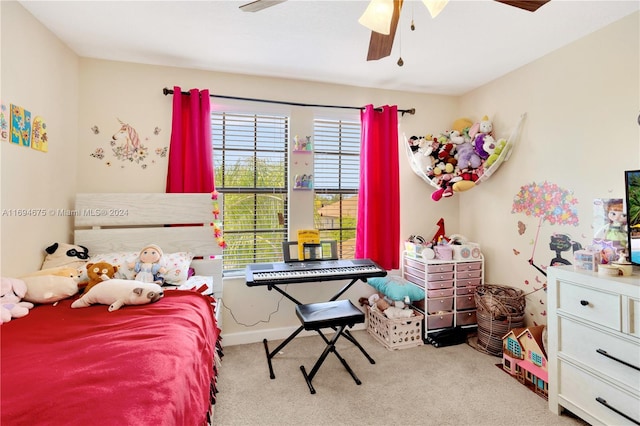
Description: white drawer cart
547,266,640,426
401,251,483,341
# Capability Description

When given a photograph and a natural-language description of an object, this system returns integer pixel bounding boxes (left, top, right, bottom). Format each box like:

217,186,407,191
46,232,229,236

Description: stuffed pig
71,279,163,311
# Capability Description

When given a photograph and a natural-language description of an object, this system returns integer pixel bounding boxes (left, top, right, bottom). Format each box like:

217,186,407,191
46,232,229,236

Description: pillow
82,251,194,284
161,252,194,284
366,276,425,302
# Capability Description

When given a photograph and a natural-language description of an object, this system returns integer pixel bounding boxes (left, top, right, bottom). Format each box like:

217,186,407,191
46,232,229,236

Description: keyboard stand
261,277,376,379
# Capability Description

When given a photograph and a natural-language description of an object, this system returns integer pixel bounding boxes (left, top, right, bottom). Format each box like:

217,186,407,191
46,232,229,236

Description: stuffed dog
71,279,163,311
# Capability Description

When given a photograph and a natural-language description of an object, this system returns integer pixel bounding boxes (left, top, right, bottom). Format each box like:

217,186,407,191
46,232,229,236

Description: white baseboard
220,323,367,347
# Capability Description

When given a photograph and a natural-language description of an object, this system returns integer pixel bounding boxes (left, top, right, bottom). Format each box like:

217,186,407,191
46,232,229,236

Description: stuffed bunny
1,277,34,323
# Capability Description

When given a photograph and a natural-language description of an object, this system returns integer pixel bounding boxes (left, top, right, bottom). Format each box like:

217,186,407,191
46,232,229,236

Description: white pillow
161,252,194,284
83,251,193,284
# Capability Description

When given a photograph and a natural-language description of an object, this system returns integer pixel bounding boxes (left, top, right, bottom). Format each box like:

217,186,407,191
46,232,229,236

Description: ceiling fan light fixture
358,0,394,35
422,0,449,18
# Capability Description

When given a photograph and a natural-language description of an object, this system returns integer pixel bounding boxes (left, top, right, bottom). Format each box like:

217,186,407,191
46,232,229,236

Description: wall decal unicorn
110,119,148,164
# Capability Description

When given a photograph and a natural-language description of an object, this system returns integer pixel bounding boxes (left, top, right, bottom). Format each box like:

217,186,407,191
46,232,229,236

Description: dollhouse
502,325,548,399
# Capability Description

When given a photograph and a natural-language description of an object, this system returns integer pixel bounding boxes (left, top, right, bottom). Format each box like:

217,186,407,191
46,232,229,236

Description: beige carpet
212,330,586,426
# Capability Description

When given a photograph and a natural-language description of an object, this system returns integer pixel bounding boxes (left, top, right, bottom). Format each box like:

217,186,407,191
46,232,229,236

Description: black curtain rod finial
162,87,415,115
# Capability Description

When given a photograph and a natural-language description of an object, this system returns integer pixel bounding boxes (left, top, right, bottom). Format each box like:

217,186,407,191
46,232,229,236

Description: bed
1,193,223,426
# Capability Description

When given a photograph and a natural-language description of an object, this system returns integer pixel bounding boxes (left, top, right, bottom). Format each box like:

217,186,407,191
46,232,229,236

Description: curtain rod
162,87,415,116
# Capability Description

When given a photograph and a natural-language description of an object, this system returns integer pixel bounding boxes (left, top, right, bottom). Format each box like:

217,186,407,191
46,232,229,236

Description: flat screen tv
625,169,640,265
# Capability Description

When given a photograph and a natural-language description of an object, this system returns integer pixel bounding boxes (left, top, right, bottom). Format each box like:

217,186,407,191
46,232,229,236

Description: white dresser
547,266,640,425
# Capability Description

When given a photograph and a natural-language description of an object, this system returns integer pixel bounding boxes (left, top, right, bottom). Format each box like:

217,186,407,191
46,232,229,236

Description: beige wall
460,11,639,326
0,1,80,276
2,1,639,344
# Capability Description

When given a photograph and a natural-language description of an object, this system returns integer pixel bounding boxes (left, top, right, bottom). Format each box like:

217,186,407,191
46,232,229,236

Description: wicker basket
366,306,424,350
474,284,526,356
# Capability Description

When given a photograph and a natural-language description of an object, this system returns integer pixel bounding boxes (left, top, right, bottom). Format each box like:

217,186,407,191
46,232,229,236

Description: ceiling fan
240,0,550,61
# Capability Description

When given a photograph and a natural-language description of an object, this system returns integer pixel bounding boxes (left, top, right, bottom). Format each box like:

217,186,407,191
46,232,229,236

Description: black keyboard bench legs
296,299,372,394
263,326,305,379
300,324,362,394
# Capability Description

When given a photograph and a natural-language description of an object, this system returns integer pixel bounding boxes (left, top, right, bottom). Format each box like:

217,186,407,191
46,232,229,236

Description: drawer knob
580,300,589,306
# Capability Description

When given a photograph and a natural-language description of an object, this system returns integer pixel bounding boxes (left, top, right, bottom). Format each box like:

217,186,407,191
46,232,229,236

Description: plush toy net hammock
404,113,526,201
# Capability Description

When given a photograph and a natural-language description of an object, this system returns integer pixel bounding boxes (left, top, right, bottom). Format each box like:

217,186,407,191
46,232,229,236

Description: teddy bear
128,244,167,284
82,261,118,294
1,277,34,323
71,279,164,312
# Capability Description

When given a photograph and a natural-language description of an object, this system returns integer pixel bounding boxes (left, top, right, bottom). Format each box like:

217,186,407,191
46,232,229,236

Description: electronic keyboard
245,258,387,286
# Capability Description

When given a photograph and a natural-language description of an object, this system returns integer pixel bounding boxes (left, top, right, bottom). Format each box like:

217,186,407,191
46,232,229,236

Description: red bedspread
1,290,220,426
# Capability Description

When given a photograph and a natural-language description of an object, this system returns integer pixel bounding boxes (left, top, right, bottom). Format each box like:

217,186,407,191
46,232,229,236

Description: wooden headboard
73,193,223,298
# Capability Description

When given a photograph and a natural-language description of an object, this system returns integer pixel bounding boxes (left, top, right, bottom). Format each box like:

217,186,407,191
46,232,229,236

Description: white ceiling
18,0,640,95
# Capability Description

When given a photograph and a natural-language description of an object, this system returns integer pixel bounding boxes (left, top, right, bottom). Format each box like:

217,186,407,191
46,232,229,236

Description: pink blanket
1,290,220,426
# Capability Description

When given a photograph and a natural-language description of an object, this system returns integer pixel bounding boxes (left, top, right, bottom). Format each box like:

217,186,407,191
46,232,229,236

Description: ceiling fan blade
239,0,287,13
366,0,404,61
494,0,550,12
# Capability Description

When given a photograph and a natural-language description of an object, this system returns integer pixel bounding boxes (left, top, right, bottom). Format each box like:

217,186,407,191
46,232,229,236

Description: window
530,351,543,367
313,119,361,259
212,112,289,272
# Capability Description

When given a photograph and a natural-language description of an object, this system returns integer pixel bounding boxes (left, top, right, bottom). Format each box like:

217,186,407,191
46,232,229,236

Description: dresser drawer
427,288,454,298
403,271,425,288
426,279,454,290
558,318,640,390
559,361,640,425
404,257,426,272
456,270,482,280
456,310,477,326
426,263,454,273
427,312,454,330
557,281,621,331
456,278,482,288
427,296,454,314
427,272,454,282
455,262,482,272
456,286,477,296
456,295,476,310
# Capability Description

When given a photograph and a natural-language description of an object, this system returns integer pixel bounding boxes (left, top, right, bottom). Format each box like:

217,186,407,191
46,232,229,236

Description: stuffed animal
1,277,34,323
71,279,164,311
128,244,167,284
40,242,89,270
468,115,493,140
473,133,495,160
19,266,82,303
82,262,118,294
23,266,82,280
451,117,473,134
455,141,482,169
485,138,507,167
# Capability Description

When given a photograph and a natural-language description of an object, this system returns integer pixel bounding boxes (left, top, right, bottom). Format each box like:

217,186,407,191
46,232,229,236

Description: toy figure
594,199,628,250
129,244,167,285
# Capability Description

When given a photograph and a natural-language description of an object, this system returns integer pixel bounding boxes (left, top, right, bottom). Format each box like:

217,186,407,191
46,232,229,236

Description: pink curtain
355,105,400,270
166,86,214,193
